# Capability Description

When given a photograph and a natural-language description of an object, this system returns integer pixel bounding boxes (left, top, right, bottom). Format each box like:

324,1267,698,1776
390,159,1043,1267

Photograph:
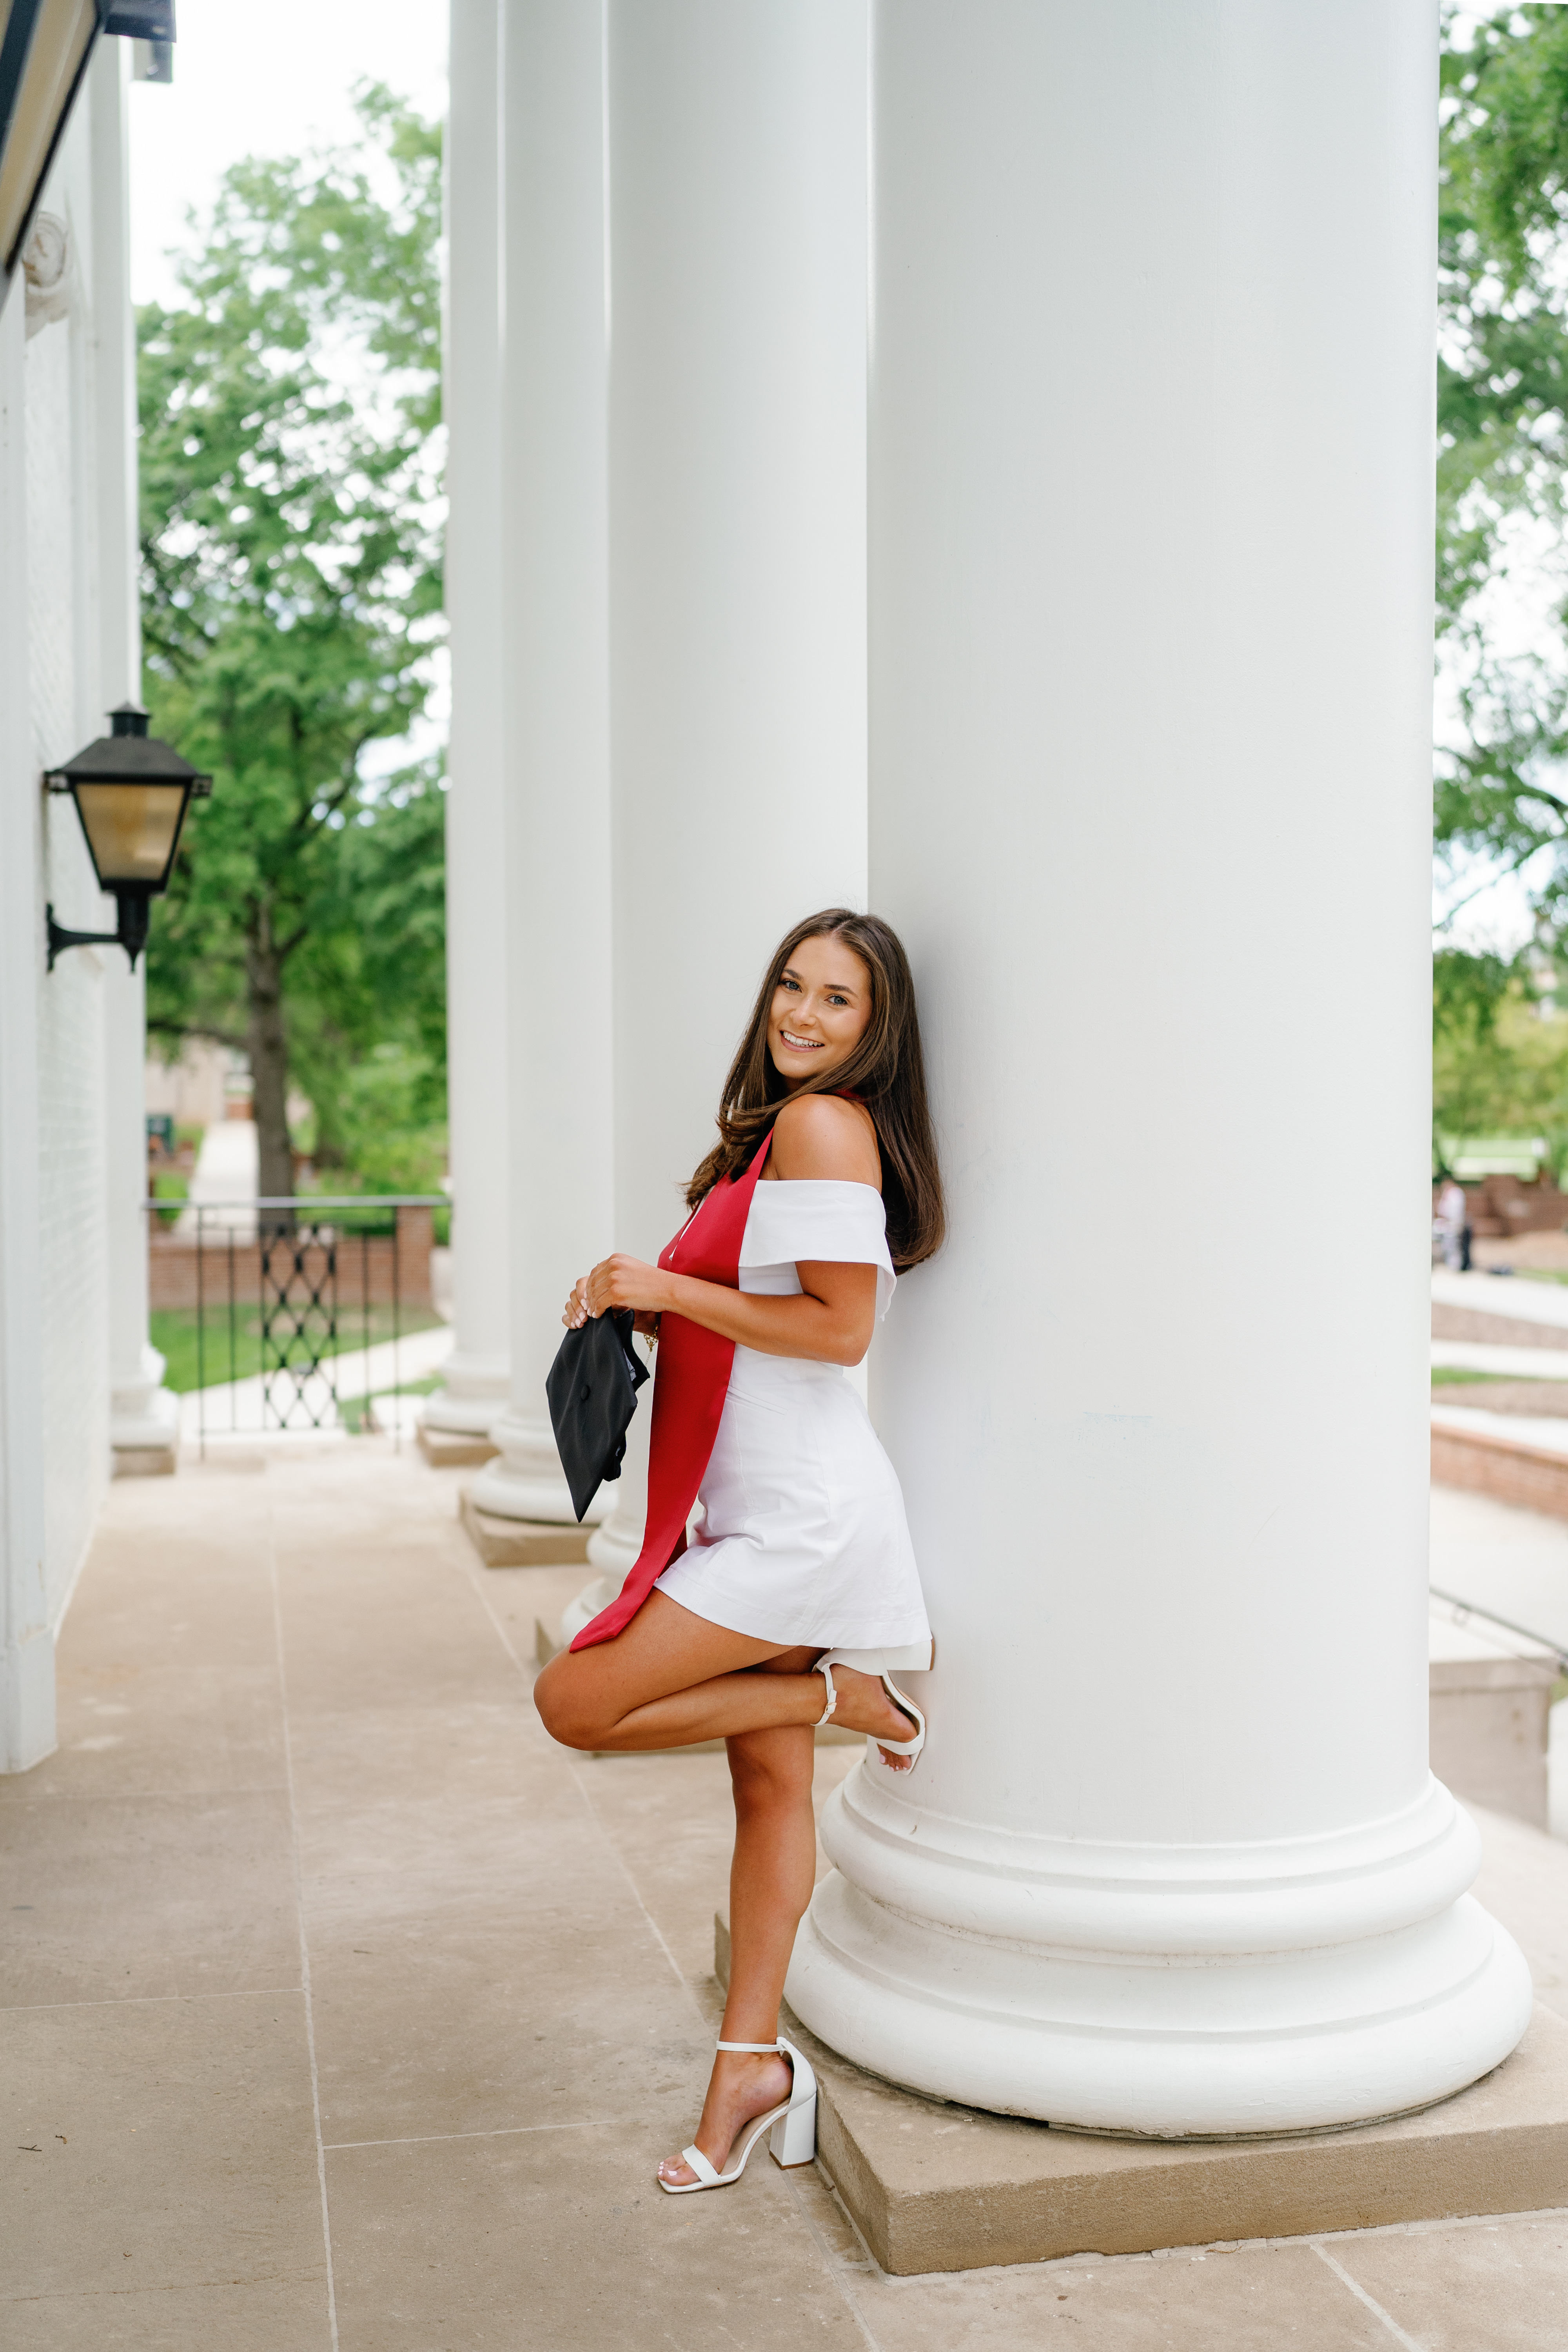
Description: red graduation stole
569,1128,774,1650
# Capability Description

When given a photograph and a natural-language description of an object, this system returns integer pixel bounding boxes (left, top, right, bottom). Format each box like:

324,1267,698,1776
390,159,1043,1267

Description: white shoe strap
815,1661,838,1727
680,2143,721,2185
716,2039,780,2054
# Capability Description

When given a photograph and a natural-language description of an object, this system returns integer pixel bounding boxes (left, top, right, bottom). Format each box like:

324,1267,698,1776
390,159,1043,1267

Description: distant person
1436,1175,1472,1272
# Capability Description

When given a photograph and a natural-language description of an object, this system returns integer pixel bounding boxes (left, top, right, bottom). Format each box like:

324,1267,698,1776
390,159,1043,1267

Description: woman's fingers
577,1254,659,1319
588,1259,627,1317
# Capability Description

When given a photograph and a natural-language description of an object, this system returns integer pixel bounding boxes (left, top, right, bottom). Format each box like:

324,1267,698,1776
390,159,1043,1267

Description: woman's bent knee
533,1656,609,1751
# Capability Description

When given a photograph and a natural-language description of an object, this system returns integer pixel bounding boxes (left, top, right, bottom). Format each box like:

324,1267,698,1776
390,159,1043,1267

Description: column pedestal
419,1347,509,1465
105,970,178,1477
110,1341,180,1476
792,1780,1529,2138
470,1408,608,1526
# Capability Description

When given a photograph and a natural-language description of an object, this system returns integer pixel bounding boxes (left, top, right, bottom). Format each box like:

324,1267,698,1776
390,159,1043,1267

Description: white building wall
0,54,140,1762
28,176,111,1626
31,114,114,1632
0,235,51,1773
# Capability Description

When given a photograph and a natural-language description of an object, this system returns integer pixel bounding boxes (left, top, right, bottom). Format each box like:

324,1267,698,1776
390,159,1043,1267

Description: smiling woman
686,907,946,1272
531,906,945,2197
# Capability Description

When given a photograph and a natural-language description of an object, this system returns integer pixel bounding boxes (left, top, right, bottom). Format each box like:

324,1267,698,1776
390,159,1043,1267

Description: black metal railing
144,1195,448,1457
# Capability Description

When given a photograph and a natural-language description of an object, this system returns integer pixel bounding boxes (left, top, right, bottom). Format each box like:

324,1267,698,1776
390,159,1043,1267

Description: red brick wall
1431,1423,1568,1522
148,1209,433,1313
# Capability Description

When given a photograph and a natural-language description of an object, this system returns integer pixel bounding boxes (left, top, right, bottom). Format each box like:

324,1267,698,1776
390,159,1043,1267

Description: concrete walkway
6,1446,1568,2348
1434,1269,1568,1333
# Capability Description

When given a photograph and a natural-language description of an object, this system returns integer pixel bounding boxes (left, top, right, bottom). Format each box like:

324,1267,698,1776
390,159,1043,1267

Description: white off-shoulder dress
653,1179,932,1671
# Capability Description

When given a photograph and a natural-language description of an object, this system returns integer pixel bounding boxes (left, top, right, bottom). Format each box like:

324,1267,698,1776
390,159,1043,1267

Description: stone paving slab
6,1446,1568,2347
3,1990,328,2350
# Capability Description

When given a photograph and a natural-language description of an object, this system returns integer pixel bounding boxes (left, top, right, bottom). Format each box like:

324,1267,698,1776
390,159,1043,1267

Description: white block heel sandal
815,1650,927,1764
657,2037,818,2193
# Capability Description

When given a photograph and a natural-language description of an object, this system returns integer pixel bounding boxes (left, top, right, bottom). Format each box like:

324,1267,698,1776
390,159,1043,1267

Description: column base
420,1351,511,1444
110,1377,181,1478
788,1769,1533,2138
586,1499,644,1576
468,1408,607,1525
459,1486,594,1568
417,1425,500,1469
728,1915,1568,2273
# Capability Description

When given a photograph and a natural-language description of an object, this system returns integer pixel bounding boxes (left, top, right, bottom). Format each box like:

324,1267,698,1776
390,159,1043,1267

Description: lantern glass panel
0,0,99,266
73,780,189,887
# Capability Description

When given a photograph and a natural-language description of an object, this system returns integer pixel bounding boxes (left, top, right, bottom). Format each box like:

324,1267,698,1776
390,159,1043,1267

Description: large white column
91,43,179,1474
470,0,615,1524
787,0,1532,2137
0,265,53,1769
585,0,870,1577
423,0,514,1449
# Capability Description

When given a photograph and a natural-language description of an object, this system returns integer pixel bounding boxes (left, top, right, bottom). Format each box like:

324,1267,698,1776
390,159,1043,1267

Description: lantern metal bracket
45,891,151,973
41,705,210,974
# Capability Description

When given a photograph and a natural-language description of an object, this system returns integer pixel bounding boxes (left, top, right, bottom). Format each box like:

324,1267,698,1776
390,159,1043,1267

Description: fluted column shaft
426,0,515,1446
92,44,179,1468
471,0,615,1522
586,0,870,1579
786,0,1532,2136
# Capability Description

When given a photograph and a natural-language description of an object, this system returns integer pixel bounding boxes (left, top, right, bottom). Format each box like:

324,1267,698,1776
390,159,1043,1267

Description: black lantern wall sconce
45,703,211,972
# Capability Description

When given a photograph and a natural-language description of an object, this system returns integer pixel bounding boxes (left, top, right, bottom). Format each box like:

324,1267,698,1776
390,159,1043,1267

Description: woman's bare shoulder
770,1093,881,1186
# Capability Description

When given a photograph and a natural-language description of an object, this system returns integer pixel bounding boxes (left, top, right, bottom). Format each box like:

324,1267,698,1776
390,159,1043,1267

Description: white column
470,0,615,1523
787,0,1532,2137
423,0,514,1448
90,43,179,1473
584,0,870,1576
0,272,54,1769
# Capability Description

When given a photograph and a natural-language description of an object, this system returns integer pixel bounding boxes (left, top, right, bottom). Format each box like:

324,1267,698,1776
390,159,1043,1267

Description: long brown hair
686,909,946,1272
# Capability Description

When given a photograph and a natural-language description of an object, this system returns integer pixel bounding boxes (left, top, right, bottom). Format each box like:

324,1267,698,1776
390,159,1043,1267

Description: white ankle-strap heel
815,1652,927,1763
657,2036,818,2193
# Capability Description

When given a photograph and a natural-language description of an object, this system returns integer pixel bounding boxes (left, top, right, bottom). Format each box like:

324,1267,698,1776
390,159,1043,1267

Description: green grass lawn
336,1374,443,1433
150,1172,189,1226
151,1305,445,1394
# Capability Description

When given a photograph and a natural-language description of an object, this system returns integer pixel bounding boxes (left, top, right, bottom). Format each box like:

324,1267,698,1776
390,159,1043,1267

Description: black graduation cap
545,1308,650,1523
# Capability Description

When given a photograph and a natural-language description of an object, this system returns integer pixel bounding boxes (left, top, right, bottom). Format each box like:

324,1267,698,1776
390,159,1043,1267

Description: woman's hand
584,1254,668,1318
562,1259,670,1326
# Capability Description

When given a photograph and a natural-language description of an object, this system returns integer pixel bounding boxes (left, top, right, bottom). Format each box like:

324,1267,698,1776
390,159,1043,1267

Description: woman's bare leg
534,1591,918,1761
659,1661,818,2189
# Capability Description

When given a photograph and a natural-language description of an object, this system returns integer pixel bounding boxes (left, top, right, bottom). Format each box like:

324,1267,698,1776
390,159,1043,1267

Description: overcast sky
127,0,449,309
125,2,452,776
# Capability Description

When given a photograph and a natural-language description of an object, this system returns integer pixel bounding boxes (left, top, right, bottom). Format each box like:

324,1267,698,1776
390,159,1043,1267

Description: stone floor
5,1442,1568,2349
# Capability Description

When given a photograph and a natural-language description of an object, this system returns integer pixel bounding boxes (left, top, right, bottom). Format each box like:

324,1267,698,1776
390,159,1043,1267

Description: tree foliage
139,87,446,1198
1434,954,1568,1172
1438,7,1568,937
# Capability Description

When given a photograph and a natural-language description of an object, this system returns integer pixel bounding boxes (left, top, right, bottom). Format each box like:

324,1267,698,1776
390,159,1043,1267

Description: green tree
1434,950,1568,1174
1437,7,1568,935
139,87,445,1200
